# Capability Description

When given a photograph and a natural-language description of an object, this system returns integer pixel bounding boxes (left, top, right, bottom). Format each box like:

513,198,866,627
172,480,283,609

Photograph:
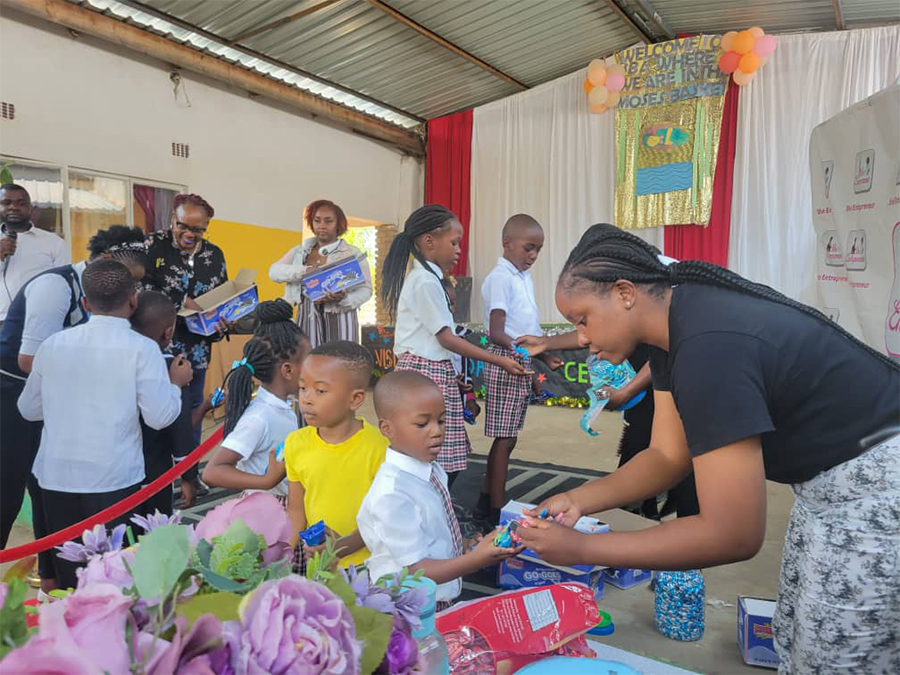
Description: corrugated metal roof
75,0,900,123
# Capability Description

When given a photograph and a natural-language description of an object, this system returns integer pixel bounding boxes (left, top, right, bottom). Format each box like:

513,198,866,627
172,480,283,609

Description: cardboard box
301,253,368,302
737,596,780,669
178,269,259,336
498,556,605,603
497,501,608,600
603,567,653,590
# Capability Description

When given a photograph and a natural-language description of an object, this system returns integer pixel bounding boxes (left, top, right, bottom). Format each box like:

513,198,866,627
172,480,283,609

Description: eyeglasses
175,221,208,236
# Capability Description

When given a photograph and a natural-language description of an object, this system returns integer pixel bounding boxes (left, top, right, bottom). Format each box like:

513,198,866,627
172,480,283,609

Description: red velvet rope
0,427,224,563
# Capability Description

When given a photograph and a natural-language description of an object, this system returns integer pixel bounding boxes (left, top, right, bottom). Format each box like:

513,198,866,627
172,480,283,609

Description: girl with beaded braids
202,299,311,502
515,223,900,674
381,204,529,484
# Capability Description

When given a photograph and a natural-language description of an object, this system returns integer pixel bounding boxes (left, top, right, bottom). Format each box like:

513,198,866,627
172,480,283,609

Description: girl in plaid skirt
381,205,529,485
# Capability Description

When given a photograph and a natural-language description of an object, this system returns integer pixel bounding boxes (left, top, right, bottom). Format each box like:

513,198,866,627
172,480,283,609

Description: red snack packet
437,583,600,674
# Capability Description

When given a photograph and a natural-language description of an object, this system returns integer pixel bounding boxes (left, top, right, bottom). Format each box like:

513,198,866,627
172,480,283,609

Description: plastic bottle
404,577,449,675
654,570,705,641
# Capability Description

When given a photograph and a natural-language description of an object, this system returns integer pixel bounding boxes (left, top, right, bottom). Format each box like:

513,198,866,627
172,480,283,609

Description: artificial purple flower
195,492,292,548
56,523,127,562
227,576,361,674
392,584,428,630
0,635,100,674
385,622,419,673
76,548,135,589
140,614,233,675
345,566,395,614
132,509,182,533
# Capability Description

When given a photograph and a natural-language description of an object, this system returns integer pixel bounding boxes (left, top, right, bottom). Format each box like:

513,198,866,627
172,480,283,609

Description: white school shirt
18,261,87,357
481,257,541,340
0,225,70,321
221,386,296,497
18,315,182,493
358,448,461,602
393,260,454,362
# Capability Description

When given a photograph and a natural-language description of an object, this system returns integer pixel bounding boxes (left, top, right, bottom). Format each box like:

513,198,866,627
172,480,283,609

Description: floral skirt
772,435,900,673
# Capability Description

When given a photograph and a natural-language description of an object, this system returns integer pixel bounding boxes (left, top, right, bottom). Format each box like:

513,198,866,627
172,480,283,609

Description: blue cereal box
738,597,779,669
603,567,653,590
498,557,605,603
179,269,259,337
301,254,368,302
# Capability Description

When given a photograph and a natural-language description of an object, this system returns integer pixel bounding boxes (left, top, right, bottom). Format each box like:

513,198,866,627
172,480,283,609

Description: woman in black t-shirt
516,224,900,673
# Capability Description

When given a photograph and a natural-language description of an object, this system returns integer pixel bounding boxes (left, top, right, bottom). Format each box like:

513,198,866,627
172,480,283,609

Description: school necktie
430,466,463,556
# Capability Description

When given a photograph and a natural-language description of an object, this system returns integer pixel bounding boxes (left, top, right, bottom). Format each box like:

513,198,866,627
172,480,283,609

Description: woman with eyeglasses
269,199,372,347
144,193,229,476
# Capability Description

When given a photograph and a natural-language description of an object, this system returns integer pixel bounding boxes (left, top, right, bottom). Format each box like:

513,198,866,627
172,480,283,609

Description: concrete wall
0,11,423,237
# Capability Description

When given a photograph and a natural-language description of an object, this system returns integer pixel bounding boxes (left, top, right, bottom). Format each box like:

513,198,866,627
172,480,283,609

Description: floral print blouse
144,230,228,370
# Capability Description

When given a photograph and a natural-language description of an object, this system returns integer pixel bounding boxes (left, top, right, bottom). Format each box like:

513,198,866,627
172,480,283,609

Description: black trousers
41,484,140,590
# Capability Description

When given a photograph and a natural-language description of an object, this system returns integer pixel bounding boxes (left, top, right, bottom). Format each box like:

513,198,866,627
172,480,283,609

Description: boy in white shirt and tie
357,371,521,608
18,259,191,588
477,215,563,528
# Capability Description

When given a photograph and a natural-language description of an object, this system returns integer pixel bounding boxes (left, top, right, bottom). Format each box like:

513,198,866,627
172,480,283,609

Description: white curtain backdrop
729,26,900,302
470,69,664,324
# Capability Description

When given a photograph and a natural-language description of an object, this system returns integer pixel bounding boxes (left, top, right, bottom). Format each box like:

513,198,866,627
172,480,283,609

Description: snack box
178,269,259,336
301,253,368,302
738,596,780,669
498,557,605,603
603,567,653,589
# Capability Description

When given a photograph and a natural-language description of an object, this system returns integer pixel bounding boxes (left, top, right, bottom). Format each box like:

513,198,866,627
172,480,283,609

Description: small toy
463,407,477,425
586,610,615,637
580,354,647,437
210,387,226,408
298,520,326,547
493,520,520,548
513,345,530,358
275,442,285,461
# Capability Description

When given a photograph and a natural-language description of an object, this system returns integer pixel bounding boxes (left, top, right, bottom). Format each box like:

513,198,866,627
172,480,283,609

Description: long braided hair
88,225,150,270
380,204,456,320
223,299,310,437
561,224,899,371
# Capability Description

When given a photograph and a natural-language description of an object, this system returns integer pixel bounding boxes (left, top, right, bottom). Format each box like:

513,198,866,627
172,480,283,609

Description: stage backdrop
809,83,900,357
614,35,729,230
361,325,590,403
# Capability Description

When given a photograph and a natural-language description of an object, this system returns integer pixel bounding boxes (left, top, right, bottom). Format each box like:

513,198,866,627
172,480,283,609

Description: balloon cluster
583,59,626,114
717,27,777,85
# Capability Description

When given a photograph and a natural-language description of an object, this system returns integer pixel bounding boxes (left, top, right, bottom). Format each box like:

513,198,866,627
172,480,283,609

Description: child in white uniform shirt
18,260,191,589
478,215,564,527
202,300,310,502
380,205,528,486
358,371,521,607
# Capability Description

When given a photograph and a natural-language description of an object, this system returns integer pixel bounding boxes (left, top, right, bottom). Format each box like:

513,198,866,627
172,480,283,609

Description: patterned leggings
773,435,900,674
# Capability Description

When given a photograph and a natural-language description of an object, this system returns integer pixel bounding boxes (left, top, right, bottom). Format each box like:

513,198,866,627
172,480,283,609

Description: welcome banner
614,35,729,229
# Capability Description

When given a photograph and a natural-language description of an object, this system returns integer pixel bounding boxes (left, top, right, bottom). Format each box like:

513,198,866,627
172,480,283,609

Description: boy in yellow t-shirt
284,340,387,568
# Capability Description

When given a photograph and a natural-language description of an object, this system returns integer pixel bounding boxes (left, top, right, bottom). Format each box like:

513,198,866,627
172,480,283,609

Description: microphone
1,225,17,271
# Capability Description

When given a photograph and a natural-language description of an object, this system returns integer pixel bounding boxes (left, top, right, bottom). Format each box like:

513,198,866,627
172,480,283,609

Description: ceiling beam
628,0,674,40
226,0,340,46
602,0,654,43
118,0,425,124
832,0,845,30
362,0,528,91
4,0,424,155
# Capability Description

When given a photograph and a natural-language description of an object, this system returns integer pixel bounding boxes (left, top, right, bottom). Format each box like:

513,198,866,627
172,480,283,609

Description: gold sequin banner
614,35,729,229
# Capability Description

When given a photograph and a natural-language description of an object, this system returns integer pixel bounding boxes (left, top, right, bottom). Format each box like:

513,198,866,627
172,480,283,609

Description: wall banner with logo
614,35,729,230
809,83,900,358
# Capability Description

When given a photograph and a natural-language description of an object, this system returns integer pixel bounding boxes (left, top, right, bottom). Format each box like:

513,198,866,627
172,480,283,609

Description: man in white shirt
358,371,519,607
18,259,192,588
0,184,69,325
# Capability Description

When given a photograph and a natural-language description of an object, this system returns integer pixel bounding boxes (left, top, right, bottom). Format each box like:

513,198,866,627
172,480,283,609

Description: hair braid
380,204,456,320
562,224,899,371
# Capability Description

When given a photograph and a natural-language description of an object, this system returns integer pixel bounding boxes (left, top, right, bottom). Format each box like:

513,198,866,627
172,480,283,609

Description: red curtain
664,78,740,265
425,110,473,276
133,185,156,235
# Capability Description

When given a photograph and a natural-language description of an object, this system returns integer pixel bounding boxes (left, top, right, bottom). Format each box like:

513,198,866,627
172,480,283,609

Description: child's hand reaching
472,528,524,564
499,357,532,377
541,353,565,371
169,354,193,387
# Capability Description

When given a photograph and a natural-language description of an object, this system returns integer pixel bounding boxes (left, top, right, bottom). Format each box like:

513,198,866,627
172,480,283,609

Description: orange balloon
733,30,756,55
583,77,594,94
733,70,754,86
738,52,760,73
606,91,621,108
749,26,764,39
588,64,607,87
589,85,609,107
589,103,608,114
721,31,738,52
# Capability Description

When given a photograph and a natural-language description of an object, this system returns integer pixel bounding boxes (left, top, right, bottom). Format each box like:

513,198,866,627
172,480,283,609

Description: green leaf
348,604,393,675
0,579,32,659
195,564,254,593
2,556,36,584
131,525,190,603
323,574,356,608
0,163,13,186
176,592,242,625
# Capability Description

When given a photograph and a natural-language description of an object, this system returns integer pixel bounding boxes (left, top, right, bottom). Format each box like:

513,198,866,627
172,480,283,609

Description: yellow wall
206,218,304,303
